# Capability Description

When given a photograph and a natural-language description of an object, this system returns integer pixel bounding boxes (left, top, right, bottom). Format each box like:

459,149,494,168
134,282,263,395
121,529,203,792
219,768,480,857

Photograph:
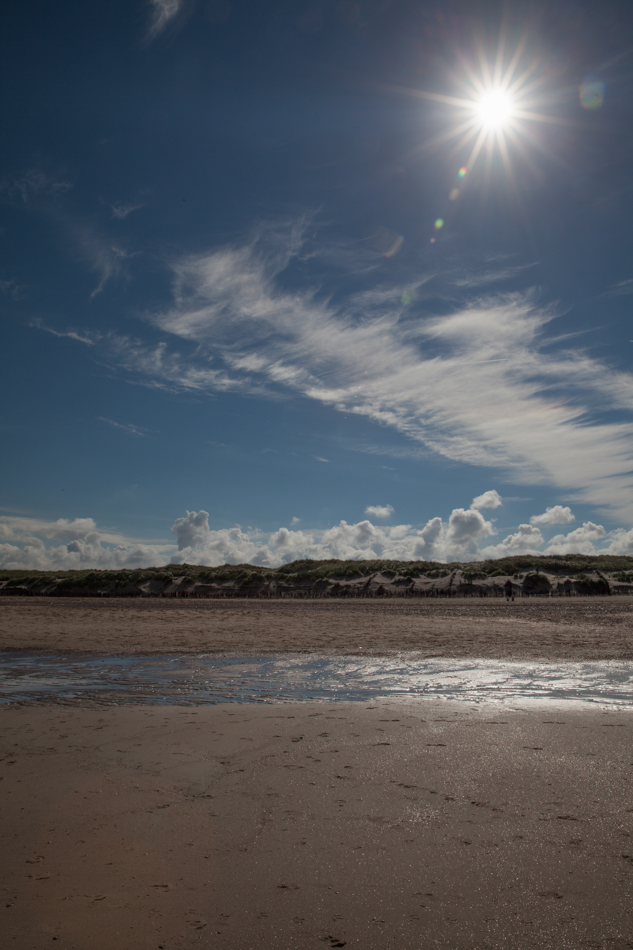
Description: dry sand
2,598,633,948
1,595,633,659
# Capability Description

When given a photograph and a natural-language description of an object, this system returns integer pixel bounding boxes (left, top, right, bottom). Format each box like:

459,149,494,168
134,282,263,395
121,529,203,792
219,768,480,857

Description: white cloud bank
68,222,633,520
545,521,606,555
0,516,173,571
2,493,633,571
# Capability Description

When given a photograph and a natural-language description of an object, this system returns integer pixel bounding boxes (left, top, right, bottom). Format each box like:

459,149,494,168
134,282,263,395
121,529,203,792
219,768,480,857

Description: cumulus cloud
480,523,544,558
544,521,606,555
365,504,394,518
171,510,212,550
471,490,503,510
0,515,172,571
603,527,633,555
65,222,631,519
170,500,498,567
530,505,575,526
1,492,630,571
445,508,496,555
412,516,443,560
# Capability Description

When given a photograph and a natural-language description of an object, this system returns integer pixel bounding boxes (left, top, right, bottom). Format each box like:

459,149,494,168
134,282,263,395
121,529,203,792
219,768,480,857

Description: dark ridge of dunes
1,554,633,598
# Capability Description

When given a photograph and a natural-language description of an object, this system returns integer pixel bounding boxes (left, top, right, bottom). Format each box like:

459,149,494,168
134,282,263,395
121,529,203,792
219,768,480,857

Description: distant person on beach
504,579,514,602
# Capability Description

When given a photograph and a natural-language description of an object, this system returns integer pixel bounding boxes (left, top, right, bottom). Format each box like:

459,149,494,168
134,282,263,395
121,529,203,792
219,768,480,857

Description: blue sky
2,0,633,568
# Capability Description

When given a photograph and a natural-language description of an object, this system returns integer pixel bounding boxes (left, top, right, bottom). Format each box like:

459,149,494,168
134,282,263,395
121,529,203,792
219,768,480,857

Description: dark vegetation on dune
1,555,633,598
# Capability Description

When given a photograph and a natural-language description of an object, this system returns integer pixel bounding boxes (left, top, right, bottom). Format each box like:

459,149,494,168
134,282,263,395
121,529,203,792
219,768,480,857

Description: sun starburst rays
407,37,564,184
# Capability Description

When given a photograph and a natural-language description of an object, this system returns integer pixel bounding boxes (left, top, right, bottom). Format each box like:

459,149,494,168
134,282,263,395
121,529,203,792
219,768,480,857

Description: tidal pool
1,652,633,708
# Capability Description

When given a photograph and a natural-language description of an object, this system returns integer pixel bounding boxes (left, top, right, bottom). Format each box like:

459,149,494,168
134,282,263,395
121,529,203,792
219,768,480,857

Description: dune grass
1,552,633,596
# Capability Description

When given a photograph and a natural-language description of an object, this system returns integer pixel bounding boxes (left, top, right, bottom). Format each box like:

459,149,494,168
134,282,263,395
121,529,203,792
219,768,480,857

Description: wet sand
1,596,633,660
2,700,633,949
2,599,633,947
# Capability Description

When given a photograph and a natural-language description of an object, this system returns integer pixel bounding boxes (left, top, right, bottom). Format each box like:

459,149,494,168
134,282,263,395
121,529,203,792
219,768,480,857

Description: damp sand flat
3,599,633,949
1,595,633,660
2,699,633,950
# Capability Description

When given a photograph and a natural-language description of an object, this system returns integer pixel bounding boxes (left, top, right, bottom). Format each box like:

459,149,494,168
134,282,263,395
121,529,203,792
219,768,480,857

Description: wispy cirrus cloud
0,278,23,300
147,228,633,518
145,0,190,42
0,169,72,203
111,201,143,220
606,278,633,296
2,169,133,298
101,333,251,394
99,417,147,436
31,320,99,346
450,259,538,289
47,221,633,520
68,219,132,297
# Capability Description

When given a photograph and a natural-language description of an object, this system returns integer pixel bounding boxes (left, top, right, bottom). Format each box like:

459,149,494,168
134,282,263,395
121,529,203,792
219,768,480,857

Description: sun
391,34,583,242
475,88,514,129
406,37,568,183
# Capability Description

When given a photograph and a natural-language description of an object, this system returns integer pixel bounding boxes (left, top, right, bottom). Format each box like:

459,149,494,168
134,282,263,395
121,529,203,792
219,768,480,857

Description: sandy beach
2,598,633,948
2,701,633,949
1,596,633,660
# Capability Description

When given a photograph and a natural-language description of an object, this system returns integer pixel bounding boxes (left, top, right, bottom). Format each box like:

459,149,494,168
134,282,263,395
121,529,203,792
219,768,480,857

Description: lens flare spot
401,292,411,305
449,188,459,200
458,167,467,178
476,89,513,128
434,218,444,229
366,225,404,258
580,77,604,110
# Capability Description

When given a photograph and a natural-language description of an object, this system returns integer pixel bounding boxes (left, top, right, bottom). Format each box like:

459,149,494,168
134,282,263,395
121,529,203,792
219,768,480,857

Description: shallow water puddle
1,652,633,707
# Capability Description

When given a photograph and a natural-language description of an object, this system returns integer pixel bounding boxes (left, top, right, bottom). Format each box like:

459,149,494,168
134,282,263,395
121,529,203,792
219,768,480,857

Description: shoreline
2,651,633,709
